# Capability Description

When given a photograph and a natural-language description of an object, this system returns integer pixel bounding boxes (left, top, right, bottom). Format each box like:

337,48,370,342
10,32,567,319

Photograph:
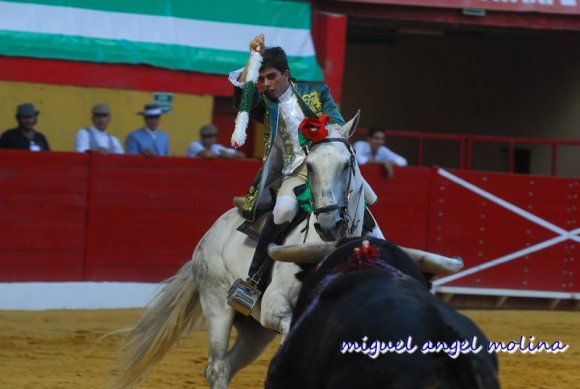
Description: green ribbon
296,178,313,213
240,81,257,113
298,131,310,147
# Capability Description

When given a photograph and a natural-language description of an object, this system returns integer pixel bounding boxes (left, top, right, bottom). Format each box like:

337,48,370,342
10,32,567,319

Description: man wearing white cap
125,103,170,156
74,103,123,154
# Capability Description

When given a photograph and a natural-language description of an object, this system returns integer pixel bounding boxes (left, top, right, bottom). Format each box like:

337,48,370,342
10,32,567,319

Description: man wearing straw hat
125,103,170,156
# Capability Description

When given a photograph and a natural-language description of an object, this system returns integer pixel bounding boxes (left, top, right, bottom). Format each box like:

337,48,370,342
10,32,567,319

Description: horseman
117,35,467,386
228,34,377,312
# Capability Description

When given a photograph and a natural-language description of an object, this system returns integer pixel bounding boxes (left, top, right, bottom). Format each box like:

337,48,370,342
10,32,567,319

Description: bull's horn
268,241,338,264
401,247,464,275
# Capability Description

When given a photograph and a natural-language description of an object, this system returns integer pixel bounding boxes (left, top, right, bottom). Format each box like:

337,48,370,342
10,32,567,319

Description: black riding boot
247,213,290,289
227,213,290,316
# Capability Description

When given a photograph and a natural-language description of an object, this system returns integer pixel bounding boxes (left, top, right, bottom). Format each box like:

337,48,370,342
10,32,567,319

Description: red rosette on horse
300,114,329,142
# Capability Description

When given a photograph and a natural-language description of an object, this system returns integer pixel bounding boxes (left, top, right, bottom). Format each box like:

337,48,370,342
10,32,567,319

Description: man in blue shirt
125,104,170,156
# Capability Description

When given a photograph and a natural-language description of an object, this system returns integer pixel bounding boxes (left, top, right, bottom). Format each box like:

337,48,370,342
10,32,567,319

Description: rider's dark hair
368,126,385,138
261,47,290,75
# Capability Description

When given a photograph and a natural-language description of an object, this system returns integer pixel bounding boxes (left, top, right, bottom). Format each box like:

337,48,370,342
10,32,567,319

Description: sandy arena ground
0,309,578,388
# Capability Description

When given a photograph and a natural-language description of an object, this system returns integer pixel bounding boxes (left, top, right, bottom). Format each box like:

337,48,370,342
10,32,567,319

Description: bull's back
267,271,499,389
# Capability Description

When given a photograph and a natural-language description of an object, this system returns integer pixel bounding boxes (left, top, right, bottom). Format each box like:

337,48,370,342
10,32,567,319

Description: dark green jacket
234,81,344,221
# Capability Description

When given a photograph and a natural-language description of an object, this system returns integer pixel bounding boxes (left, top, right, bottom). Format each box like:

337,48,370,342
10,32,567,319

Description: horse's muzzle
314,211,347,242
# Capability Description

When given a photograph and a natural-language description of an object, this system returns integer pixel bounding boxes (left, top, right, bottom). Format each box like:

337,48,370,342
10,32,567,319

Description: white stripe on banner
0,1,316,57
0,282,161,310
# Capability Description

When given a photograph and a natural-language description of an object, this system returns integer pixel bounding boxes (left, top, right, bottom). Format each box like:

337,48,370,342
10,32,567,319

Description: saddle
235,207,309,243
233,183,311,243
233,192,377,242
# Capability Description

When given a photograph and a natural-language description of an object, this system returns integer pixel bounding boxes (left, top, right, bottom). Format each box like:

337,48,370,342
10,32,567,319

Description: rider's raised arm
229,34,266,123
240,33,264,82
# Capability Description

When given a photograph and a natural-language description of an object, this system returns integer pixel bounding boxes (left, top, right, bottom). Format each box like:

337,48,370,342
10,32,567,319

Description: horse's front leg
260,288,294,340
259,265,302,341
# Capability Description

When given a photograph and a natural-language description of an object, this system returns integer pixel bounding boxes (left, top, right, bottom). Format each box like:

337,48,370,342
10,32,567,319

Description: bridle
308,138,364,235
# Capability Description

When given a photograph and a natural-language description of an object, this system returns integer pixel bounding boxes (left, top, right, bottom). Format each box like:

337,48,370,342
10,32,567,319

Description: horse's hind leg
203,293,236,389
228,316,277,376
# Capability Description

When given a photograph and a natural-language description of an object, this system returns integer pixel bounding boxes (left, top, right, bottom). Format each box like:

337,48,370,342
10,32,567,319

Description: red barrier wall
0,151,257,282
0,151,88,280
427,169,579,294
1,151,578,295
83,154,258,281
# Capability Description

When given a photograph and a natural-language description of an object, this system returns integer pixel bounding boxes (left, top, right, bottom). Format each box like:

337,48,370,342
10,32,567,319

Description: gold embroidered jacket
233,81,345,222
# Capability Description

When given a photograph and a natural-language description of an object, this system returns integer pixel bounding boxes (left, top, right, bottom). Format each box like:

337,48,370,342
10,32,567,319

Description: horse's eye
343,161,351,171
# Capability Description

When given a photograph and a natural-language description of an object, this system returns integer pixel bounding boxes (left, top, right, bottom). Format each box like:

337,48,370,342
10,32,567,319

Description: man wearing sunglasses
74,103,123,154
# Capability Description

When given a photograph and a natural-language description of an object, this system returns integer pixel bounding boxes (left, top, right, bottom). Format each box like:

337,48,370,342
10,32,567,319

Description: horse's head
306,111,365,241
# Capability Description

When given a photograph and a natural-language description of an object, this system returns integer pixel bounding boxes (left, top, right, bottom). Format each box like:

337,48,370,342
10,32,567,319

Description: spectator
74,104,123,154
186,124,245,159
353,126,407,177
0,103,50,151
125,104,169,156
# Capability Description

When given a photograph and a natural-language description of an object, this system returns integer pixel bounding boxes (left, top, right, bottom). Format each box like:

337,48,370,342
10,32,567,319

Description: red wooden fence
1,150,578,299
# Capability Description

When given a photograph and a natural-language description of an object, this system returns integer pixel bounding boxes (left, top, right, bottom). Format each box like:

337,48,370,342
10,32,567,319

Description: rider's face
258,67,290,99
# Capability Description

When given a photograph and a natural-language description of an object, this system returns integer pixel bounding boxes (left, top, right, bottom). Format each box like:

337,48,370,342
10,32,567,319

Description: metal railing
384,130,580,176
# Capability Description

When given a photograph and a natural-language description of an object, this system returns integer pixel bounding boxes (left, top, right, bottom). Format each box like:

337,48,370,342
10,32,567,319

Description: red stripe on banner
0,57,231,96
330,0,580,16
318,1,580,31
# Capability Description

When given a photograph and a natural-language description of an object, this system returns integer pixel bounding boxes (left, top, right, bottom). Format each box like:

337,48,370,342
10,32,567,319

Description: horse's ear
339,110,361,139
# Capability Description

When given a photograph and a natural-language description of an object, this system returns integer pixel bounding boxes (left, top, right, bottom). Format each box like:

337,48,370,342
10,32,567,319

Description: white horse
116,113,462,388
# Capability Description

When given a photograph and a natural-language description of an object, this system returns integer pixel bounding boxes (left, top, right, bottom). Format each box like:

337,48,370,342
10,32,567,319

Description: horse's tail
115,258,205,388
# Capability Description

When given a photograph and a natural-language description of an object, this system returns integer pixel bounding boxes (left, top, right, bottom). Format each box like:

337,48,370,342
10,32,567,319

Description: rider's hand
249,34,265,55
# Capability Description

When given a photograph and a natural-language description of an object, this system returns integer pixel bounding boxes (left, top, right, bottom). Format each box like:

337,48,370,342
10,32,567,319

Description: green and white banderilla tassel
231,50,263,148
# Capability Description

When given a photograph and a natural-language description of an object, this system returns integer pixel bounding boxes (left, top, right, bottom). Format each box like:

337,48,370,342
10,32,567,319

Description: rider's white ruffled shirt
228,68,305,175
274,86,306,175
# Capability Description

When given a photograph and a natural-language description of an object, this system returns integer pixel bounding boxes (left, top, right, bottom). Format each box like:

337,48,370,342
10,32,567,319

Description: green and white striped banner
0,0,323,80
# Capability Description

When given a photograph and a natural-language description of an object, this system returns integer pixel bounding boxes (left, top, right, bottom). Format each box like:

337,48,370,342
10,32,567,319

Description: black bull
265,237,500,389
